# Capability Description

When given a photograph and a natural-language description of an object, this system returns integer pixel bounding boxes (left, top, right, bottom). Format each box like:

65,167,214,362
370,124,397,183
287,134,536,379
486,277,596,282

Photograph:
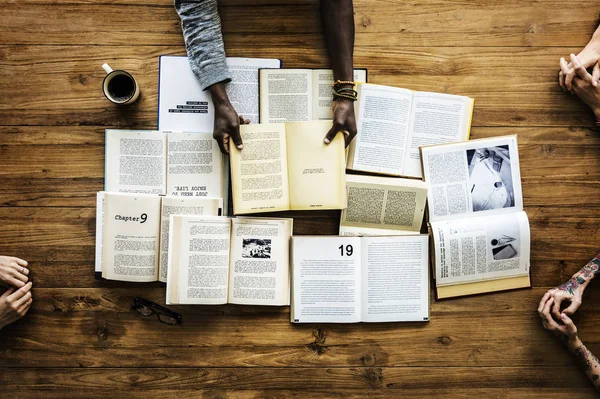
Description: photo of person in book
175,0,358,153
539,253,600,392
466,146,515,212
242,239,272,259
0,255,33,329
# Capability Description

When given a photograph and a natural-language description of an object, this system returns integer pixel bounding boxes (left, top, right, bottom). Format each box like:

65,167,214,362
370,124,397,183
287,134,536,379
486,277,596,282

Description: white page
431,211,530,286
158,56,214,132
312,69,367,120
361,235,429,322
158,196,222,283
168,216,231,305
259,69,313,123
105,130,166,194
291,236,362,323
226,57,281,123
101,193,162,282
228,217,292,306
339,174,428,236
94,192,106,274
348,84,414,176
422,135,523,222
402,92,473,178
166,132,227,199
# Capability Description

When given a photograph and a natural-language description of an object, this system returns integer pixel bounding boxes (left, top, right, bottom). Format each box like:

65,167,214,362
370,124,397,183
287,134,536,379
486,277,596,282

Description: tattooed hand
538,297,579,347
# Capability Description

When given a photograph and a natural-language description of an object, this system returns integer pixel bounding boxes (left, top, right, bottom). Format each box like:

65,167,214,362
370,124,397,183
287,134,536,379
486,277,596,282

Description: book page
101,193,162,282
291,236,362,323
94,192,106,275
311,69,367,120
105,130,166,195
285,121,346,210
421,135,523,222
347,84,413,176
340,174,427,236
158,56,214,132
361,235,429,322
430,211,530,286
229,123,290,214
227,217,293,305
402,92,474,178
226,57,281,123
166,132,227,199
158,197,222,283
167,216,231,305
259,69,312,123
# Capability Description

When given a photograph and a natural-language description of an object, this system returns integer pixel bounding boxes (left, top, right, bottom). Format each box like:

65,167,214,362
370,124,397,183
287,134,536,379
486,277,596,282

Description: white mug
102,63,140,105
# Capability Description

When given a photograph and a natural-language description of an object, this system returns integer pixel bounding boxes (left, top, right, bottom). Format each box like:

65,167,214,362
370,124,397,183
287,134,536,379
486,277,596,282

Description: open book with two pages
421,135,531,299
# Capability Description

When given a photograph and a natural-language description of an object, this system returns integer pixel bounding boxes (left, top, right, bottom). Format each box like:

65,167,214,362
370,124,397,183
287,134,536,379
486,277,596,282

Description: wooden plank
0,1,599,47
0,45,598,126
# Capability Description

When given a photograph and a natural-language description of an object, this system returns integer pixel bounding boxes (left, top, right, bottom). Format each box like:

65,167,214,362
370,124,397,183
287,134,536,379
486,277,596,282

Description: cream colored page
340,175,427,234
259,69,312,123
361,235,429,322
166,215,182,305
158,197,223,283
105,130,166,194
166,132,226,198
95,192,106,274
170,216,231,305
285,121,346,210
348,84,413,175
230,123,290,214
102,193,162,282
312,69,367,120
227,218,292,306
402,92,473,178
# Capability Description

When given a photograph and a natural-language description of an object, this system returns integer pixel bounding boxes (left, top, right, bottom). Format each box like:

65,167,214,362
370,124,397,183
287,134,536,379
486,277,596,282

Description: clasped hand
0,256,33,329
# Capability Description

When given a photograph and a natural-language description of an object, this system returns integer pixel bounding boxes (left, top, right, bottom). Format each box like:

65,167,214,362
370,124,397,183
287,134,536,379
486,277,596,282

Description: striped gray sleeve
175,0,232,90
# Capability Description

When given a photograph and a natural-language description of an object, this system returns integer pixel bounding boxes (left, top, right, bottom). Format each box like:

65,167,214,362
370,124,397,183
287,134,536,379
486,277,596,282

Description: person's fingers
244,118,251,125
559,71,566,92
15,265,29,276
214,132,228,154
14,291,31,308
593,63,600,87
238,115,245,125
324,124,340,144
559,58,570,91
542,298,562,330
560,313,577,334
1,287,15,299
7,282,32,301
9,278,26,288
561,57,576,92
571,53,594,83
562,298,582,316
11,269,28,283
538,292,551,314
230,122,243,150
12,258,27,267
552,295,564,320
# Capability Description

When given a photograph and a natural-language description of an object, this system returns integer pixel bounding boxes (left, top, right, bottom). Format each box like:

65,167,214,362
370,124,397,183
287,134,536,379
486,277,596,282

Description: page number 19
338,244,353,256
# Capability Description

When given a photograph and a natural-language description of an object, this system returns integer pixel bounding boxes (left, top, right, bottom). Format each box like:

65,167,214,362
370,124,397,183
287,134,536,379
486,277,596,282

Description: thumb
230,122,243,150
562,299,581,316
593,63,600,86
560,313,577,333
324,124,339,144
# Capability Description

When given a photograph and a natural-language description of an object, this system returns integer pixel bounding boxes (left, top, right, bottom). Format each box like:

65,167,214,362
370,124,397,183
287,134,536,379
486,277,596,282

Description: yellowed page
229,123,290,214
166,215,182,305
285,121,345,210
437,275,530,299
101,193,162,282
340,174,428,236
227,217,293,306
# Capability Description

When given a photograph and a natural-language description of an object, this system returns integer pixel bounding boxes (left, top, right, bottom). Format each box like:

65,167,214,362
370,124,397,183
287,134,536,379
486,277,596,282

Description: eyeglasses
132,297,182,325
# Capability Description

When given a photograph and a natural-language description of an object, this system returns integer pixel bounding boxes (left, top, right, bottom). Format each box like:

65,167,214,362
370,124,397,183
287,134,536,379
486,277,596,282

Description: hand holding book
324,97,357,147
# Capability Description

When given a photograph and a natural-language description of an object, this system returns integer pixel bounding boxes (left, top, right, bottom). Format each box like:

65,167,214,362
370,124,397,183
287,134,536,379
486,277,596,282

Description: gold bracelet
332,80,356,87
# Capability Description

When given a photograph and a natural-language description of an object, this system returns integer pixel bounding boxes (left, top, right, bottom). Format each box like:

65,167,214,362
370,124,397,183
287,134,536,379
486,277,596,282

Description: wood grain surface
1,0,600,397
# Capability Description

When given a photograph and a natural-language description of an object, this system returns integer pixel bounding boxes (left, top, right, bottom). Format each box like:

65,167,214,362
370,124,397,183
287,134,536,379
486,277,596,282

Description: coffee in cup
102,63,140,105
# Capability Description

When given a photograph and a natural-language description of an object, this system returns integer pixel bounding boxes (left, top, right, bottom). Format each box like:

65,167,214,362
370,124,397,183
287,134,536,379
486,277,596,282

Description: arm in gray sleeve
175,0,231,90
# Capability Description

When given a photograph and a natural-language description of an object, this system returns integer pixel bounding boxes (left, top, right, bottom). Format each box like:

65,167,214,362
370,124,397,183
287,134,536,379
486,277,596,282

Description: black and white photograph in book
242,239,272,259
485,218,520,261
466,145,515,212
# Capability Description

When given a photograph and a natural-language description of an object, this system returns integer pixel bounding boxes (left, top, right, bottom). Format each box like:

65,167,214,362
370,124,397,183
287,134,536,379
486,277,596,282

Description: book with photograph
166,215,293,306
229,121,346,214
258,68,367,123
347,83,474,179
159,56,281,131
339,174,428,236
104,129,229,211
95,192,223,282
420,135,531,299
290,235,429,323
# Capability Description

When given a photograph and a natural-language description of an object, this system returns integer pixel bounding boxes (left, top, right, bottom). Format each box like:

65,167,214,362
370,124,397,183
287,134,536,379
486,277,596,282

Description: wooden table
1,0,600,397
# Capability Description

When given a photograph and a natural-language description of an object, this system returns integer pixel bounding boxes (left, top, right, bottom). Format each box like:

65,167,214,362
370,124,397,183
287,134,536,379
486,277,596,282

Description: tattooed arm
539,297,600,391
541,253,600,319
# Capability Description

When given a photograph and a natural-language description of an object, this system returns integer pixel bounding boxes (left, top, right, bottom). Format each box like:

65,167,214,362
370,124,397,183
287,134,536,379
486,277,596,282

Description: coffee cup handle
102,63,113,74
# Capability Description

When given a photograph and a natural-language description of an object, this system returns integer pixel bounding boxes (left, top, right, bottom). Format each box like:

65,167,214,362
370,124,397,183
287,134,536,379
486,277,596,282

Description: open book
290,235,429,323
421,135,531,299
340,174,428,236
166,215,293,305
347,83,474,179
95,192,222,282
105,129,228,205
259,68,367,123
229,121,346,214
159,56,281,131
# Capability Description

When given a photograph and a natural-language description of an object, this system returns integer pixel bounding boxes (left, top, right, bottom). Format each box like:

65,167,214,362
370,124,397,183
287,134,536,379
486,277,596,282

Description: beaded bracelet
332,80,356,88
